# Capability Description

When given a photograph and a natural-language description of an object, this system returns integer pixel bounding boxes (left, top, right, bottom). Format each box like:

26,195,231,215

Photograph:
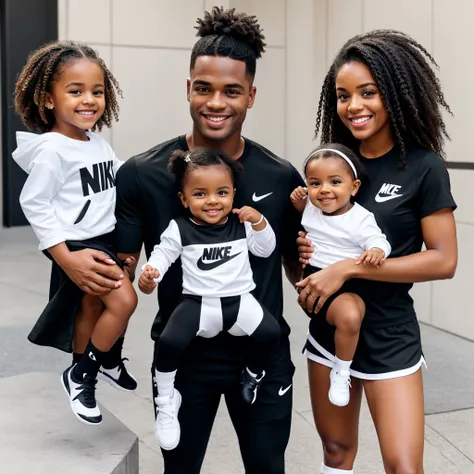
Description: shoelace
155,396,177,430
243,372,262,392
334,372,352,391
81,376,98,407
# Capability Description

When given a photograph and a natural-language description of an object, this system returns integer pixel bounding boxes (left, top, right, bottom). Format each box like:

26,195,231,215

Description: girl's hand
290,186,308,203
295,259,351,313
232,206,262,225
122,256,137,279
356,248,385,268
296,231,314,268
138,265,160,294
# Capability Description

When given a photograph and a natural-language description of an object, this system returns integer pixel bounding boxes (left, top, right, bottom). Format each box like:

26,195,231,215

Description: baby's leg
153,297,201,451
325,293,365,407
229,293,281,404
326,293,365,363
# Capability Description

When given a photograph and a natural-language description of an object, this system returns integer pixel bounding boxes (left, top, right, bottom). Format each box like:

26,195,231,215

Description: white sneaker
154,388,182,450
328,367,351,407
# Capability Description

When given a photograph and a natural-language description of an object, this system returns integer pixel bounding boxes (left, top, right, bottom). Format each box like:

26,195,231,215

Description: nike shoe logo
278,384,292,396
252,192,273,202
197,251,242,271
375,193,403,203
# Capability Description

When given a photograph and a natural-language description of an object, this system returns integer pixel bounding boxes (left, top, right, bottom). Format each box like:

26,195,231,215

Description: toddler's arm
233,206,276,258
290,186,308,214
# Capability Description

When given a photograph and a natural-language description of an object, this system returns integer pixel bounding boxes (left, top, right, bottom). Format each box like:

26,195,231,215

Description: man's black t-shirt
115,136,304,370
355,147,457,328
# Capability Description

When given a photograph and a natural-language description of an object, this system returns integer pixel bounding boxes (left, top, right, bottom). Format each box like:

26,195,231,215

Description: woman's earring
46,104,54,110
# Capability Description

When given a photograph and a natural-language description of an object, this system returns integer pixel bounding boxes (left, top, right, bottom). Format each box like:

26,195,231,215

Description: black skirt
28,232,122,353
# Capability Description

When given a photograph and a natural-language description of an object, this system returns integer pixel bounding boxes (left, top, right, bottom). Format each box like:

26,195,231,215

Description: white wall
60,0,473,340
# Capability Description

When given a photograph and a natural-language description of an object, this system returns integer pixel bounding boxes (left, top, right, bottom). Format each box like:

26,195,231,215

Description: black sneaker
98,358,137,392
61,365,102,425
241,369,266,405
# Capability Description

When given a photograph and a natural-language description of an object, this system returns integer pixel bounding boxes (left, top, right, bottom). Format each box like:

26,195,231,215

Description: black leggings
154,293,280,375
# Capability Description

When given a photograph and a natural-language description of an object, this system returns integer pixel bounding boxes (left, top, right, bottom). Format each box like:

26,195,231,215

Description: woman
296,30,458,474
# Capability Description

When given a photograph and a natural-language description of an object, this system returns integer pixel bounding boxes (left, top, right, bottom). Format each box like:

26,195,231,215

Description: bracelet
251,214,264,226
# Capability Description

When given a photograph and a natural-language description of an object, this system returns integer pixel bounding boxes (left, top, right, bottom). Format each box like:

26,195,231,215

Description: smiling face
187,55,256,146
335,61,394,155
46,58,105,141
178,164,236,225
306,156,361,216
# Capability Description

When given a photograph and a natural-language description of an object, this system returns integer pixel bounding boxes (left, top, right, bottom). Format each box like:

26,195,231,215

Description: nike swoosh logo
197,252,242,271
375,193,403,203
252,192,273,202
278,384,292,396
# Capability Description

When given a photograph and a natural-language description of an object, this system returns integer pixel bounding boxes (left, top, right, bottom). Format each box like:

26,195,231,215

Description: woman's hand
295,259,352,313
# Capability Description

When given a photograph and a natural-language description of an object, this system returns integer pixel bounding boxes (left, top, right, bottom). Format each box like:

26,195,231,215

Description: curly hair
315,29,452,166
190,6,266,78
168,148,243,191
14,40,122,133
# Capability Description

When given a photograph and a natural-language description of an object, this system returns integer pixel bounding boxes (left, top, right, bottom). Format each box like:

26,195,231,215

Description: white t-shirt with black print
13,131,122,250
146,214,276,298
302,201,391,269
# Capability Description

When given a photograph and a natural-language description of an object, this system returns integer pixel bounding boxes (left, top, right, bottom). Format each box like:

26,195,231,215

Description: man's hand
138,265,160,294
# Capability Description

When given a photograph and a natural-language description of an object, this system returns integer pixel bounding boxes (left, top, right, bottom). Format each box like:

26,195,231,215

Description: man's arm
282,165,305,285
115,157,145,281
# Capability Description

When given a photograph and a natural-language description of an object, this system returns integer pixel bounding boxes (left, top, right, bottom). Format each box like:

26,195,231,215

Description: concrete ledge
0,372,139,474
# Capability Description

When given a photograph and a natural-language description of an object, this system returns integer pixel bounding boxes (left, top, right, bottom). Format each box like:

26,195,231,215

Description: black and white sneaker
98,358,137,392
61,365,102,425
241,369,265,405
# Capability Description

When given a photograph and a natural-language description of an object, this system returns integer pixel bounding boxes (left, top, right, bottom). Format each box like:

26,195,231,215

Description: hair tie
304,148,357,178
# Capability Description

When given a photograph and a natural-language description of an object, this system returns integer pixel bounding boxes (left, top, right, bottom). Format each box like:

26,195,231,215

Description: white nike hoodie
12,131,122,250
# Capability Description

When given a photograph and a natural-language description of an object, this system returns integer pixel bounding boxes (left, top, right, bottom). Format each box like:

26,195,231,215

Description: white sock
334,356,352,372
321,463,353,473
155,369,176,397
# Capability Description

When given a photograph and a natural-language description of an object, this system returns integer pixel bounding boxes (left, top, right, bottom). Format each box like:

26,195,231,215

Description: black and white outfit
12,131,122,353
116,136,304,473
13,130,137,426
304,148,457,379
301,200,391,315
149,215,279,376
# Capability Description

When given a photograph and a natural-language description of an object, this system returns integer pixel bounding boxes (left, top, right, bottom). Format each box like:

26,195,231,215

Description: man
116,7,304,473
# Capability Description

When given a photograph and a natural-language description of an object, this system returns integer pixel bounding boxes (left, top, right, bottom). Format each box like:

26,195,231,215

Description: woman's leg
308,360,363,471
364,370,425,474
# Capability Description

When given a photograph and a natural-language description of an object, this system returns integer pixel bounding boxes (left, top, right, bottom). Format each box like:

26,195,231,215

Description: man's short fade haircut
190,6,266,79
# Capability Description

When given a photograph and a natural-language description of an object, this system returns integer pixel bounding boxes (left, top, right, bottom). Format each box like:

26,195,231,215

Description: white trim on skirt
304,332,426,381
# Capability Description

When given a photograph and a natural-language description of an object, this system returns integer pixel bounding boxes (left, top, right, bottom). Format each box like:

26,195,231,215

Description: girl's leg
308,360,362,472
364,370,425,474
325,293,365,406
73,274,137,383
326,293,365,362
153,297,202,450
72,294,103,360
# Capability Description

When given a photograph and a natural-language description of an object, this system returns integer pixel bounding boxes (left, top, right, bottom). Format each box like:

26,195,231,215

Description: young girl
138,148,280,450
297,30,457,474
291,144,391,406
13,41,138,426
